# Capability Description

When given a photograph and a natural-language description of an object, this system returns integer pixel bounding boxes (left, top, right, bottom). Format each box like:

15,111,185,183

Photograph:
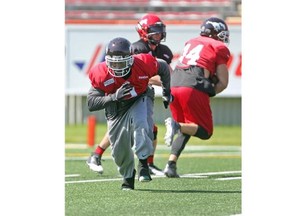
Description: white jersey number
179,44,204,65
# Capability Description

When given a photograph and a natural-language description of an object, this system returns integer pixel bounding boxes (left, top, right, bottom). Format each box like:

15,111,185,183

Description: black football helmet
200,17,230,44
136,13,166,46
105,37,134,77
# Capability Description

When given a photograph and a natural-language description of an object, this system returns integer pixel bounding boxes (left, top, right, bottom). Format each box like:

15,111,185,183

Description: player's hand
111,82,133,101
210,74,219,85
162,94,174,109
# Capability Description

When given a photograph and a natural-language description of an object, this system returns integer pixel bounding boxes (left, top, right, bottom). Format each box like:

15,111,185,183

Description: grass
65,155,241,216
65,123,241,146
65,124,241,215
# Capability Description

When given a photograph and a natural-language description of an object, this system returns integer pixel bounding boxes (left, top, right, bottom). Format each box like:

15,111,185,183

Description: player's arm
149,75,161,86
164,46,174,65
214,46,230,94
87,87,113,111
156,58,171,94
156,58,173,108
214,64,229,94
87,82,133,112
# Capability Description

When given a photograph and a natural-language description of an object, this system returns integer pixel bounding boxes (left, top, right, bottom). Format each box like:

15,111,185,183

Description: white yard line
216,177,242,181
65,174,80,177
65,143,241,151
65,178,123,184
65,170,241,184
66,144,241,160
157,145,241,151
185,170,242,176
65,152,241,161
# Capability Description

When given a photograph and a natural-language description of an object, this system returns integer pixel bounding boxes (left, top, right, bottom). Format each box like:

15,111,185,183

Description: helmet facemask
105,37,134,77
217,30,230,44
146,24,166,45
105,55,134,78
136,15,167,46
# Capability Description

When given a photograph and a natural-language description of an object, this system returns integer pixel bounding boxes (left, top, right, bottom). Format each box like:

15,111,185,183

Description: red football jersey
177,36,230,75
89,53,159,99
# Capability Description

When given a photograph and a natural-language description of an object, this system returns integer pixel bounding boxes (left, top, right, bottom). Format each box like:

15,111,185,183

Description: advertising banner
66,24,241,97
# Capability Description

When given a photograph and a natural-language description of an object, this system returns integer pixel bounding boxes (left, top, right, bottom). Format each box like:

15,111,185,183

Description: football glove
111,82,133,101
162,94,174,109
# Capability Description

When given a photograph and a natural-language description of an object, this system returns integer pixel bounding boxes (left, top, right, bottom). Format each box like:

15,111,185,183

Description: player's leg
86,131,111,174
145,86,164,175
107,113,136,190
164,87,212,177
164,132,190,177
147,125,165,175
132,96,153,182
164,124,210,177
164,86,189,177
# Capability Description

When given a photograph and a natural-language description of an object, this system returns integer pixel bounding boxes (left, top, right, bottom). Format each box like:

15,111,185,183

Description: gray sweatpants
107,95,154,179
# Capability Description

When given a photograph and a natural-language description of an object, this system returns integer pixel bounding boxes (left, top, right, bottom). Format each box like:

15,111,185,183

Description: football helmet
105,37,134,78
200,17,230,44
136,14,166,45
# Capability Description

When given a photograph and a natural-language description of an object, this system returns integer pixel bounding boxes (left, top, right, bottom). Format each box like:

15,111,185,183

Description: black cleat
138,161,152,182
121,169,136,190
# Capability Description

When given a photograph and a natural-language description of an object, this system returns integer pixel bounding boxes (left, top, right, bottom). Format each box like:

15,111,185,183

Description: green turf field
65,124,241,216
65,123,241,146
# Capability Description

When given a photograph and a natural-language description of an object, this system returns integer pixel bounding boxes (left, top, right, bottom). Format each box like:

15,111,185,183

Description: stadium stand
65,0,241,21
65,10,220,20
65,0,241,20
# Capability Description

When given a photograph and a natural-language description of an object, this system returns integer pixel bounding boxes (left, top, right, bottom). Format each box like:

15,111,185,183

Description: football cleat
86,152,104,174
163,163,180,178
138,162,152,182
121,169,136,190
148,163,164,176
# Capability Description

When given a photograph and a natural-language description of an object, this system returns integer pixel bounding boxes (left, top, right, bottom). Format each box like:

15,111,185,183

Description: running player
163,17,231,177
87,37,172,190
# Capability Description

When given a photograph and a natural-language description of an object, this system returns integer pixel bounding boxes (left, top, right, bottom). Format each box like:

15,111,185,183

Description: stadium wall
65,95,241,126
65,22,241,126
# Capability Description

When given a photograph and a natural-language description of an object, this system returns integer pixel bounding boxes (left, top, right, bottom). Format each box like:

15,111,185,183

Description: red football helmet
136,14,166,46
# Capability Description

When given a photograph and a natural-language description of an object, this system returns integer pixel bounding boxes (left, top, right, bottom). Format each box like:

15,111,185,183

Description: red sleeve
88,63,107,91
216,45,231,65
